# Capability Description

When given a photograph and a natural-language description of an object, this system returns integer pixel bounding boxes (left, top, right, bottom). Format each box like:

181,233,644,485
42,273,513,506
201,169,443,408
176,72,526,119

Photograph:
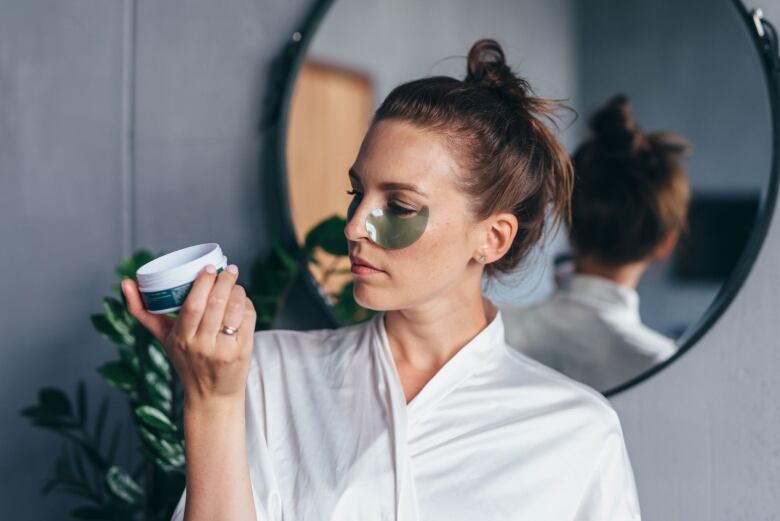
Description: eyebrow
349,168,428,197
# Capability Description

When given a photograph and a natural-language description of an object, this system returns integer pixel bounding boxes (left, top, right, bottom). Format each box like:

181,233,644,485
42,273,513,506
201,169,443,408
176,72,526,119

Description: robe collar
558,273,640,318
372,297,505,428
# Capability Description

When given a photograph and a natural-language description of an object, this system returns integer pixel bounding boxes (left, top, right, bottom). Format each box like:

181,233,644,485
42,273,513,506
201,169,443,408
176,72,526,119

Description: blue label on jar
140,266,224,313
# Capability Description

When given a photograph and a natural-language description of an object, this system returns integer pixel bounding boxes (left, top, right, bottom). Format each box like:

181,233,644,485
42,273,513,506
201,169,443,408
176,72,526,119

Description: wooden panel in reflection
286,58,374,298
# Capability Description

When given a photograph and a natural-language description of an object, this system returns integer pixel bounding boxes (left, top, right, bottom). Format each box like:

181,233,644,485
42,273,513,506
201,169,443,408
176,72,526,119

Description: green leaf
19,405,43,418
116,344,140,374
70,444,89,486
39,388,72,417
115,249,157,281
144,371,172,412
272,238,301,273
102,297,134,345
137,433,185,473
304,214,349,256
79,439,109,473
137,419,185,475
91,315,130,346
146,342,172,381
134,405,176,433
96,361,136,393
147,428,183,459
105,466,143,506
31,417,81,429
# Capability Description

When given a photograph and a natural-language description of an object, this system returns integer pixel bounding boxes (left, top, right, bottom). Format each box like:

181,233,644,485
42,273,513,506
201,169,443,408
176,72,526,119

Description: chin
352,283,389,311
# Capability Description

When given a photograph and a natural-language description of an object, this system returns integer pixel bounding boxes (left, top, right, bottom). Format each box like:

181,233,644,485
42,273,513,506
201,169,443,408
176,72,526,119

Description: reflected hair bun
590,94,643,152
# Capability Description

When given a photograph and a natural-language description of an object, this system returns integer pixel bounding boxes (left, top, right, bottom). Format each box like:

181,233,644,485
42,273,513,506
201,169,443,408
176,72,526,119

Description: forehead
352,120,461,195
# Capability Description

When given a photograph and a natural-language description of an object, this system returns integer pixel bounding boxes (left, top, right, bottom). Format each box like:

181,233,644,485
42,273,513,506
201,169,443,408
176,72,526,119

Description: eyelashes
345,190,416,216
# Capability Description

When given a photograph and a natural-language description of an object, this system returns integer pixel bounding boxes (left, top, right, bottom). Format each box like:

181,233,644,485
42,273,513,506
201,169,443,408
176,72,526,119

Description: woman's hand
120,264,257,407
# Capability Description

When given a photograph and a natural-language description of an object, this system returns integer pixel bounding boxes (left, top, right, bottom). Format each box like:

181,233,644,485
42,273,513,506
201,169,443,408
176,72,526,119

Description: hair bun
466,38,520,93
590,94,643,152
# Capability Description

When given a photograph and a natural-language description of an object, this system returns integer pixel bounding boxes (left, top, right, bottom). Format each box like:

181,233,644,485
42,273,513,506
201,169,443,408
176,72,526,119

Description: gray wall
1,1,779,520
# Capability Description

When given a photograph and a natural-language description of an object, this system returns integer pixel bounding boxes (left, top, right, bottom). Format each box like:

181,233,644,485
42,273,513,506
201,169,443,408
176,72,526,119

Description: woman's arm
182,397,257,521
120,265,260,520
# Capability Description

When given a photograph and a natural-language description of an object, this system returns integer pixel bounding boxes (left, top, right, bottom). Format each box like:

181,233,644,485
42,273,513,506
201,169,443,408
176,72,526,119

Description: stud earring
478,254,486,263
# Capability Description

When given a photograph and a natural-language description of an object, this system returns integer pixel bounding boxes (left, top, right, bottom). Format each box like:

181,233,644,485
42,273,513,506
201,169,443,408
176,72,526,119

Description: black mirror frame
262,0,780,397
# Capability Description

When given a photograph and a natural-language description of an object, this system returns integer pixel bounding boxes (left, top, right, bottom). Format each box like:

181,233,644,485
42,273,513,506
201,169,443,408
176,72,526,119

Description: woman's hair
371,38,574,281
569,94,692,266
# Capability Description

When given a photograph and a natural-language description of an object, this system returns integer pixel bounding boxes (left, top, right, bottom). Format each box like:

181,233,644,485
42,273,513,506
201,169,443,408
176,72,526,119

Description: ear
651,231,679,260
476,212,518,263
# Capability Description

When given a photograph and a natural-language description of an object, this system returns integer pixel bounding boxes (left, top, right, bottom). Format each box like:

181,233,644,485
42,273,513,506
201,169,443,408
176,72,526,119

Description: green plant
21,215,370,519
299,214,376,324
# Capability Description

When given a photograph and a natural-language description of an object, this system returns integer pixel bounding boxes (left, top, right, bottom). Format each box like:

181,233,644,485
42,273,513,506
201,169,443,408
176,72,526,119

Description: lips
349,255,381,271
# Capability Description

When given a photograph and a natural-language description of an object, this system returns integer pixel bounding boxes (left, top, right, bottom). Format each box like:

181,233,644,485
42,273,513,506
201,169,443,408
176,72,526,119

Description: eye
346,190,416,216
389,203,415,216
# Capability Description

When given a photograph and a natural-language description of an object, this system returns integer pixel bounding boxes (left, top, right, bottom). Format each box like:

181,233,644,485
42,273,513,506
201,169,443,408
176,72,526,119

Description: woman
504,94,691,392
122,39,641,520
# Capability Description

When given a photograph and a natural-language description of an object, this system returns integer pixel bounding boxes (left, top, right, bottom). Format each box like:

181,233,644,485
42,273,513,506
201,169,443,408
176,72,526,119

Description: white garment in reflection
171,299,641,520
503,273,677,392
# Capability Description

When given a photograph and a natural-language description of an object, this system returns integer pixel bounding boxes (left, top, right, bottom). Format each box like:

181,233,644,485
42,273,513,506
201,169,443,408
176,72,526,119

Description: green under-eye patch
347,198,429,249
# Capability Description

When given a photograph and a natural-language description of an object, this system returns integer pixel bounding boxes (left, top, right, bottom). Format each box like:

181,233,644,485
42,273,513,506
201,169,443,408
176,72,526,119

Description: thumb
121,278,173,343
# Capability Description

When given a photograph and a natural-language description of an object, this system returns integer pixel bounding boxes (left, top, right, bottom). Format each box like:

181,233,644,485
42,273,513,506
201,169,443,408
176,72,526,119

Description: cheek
352,217,471,309
390,217,468,279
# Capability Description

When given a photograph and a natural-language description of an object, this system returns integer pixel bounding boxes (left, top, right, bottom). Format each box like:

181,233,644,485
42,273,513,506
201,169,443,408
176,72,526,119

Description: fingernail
205,264,216,274
227,264,238,274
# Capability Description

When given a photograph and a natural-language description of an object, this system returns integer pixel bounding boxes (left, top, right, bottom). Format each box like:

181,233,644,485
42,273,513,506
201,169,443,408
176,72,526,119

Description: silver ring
220,324,239,336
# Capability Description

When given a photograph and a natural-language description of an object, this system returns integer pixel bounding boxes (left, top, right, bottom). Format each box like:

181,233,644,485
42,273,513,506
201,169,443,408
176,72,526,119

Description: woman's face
344,119,488,312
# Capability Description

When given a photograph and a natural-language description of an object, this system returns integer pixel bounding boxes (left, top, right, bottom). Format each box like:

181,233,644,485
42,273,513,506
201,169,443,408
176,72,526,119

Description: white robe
503,273,677,392
171,299,641,520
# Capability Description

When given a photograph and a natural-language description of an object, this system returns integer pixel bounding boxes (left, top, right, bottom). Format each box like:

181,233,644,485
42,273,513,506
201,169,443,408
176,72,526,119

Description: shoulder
244,318,380,427
497,343,623,431
250,317,376,370
612,320,678,360
501,300,559,350
501,298,559,323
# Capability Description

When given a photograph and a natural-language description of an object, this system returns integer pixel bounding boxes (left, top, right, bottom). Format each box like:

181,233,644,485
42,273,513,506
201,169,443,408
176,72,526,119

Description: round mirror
275,0,779,395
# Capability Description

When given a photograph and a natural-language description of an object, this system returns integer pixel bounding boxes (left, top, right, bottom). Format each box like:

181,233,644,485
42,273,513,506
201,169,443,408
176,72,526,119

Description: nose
344,197,369,243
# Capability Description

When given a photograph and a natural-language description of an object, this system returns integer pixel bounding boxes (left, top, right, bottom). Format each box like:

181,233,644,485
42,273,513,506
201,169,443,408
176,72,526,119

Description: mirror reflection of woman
124,40,641,520
505,95,692,392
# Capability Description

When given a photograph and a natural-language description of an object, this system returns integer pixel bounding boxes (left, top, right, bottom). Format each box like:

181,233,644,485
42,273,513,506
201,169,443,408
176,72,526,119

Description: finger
196,265,240,340
214,285,247,357
174,265,218,341
220,284,247,332
121,279,174,343
236,297,257,357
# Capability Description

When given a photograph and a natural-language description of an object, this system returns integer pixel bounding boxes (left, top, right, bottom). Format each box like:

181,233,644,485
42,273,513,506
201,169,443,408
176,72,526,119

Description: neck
384,293,496,373
574,256,649,290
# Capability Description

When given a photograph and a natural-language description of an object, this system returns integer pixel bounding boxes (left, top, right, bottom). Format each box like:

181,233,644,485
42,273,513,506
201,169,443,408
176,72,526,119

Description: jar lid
136,243,227,291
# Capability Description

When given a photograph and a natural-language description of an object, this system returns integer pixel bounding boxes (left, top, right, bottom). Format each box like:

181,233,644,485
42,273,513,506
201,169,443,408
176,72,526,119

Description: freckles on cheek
406,226,460,275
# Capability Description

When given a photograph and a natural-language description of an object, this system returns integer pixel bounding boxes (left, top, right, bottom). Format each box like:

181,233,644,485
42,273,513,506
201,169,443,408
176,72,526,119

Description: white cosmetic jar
136,243,228,314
